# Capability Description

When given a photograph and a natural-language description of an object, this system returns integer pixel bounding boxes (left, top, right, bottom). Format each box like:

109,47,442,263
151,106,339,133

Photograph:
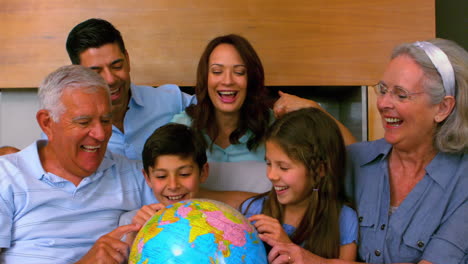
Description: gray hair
38,65,110,122
391,38,468,153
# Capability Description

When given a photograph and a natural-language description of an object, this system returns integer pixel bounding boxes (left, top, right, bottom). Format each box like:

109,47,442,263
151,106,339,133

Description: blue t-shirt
0,140,157,264
241,196,358,246
346,139,468,264
108,83,195,160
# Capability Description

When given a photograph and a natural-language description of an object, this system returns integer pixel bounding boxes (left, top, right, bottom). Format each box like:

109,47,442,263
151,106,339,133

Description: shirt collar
20,140,48,180
357,139,461,190
129,83,144,107
425,152,462,189
357,138,392,166
23,140,115,181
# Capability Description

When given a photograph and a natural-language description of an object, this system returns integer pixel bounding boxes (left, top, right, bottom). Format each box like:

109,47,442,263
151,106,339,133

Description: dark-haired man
66,18,195,160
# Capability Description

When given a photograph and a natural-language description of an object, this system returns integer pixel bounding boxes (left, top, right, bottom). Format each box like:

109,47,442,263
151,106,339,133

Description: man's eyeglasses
373,83,425,102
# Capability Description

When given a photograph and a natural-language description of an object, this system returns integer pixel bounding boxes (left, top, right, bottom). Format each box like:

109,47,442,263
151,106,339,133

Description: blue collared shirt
346,139,468,264
108,83,195,160
0,140,157,264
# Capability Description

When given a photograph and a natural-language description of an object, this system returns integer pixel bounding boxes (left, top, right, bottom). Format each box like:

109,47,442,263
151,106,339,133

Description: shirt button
375,250,381,256
380,224,386,230
417,241,425,248
358,216,363,222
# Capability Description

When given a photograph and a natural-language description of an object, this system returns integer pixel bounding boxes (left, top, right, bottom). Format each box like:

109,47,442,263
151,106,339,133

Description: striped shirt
0,140,156,263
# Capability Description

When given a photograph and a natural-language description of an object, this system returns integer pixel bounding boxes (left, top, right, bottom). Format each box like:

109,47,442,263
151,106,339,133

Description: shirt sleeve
0,179,13,248
240,197,264,219
422,200,468,264
339,205,358,245
170,111,192,126
181,91,197,108
119,210,138,226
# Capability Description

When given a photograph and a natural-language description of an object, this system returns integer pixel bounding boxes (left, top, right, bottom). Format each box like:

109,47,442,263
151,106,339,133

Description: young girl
241,107,358,261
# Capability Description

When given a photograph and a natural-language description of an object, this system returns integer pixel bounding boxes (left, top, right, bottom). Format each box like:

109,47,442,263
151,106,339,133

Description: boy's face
143,155,208,206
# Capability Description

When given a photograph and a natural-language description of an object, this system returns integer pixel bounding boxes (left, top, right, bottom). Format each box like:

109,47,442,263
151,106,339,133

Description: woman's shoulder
347,138,391,164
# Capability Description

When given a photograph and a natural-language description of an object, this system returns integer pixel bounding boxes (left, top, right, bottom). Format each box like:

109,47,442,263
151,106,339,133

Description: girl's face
265,140,313,208
207,43,248,116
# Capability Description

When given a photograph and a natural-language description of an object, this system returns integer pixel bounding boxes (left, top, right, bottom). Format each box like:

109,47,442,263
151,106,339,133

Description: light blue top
109,83,195,160
0,140,157,264
171,111,274,193
171,110,271,162
346,139,468,264
241,196,358,246
119,209,139,227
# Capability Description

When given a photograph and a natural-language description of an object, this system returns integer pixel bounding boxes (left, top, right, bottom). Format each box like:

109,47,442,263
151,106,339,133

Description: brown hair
185,34,270,151
242,108,348,258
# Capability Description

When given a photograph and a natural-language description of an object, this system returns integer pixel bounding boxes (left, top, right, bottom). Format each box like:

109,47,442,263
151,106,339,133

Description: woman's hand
249,214,292,244
273,91,323,119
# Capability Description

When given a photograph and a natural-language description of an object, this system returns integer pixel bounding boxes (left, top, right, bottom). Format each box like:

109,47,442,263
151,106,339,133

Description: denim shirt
346,139,467,264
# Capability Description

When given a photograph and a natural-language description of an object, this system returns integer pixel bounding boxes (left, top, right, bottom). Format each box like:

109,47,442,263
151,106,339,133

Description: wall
0,89,41,149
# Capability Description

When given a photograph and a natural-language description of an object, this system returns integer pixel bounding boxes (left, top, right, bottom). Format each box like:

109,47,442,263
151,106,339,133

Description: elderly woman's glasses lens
373,83,425,102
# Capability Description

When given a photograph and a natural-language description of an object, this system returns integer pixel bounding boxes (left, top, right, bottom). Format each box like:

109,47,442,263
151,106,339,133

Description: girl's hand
249,214,292,243
262,235,327,264
131,203,165,226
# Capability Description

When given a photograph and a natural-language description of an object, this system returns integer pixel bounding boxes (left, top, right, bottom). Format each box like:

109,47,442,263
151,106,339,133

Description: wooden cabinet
0,0,435,139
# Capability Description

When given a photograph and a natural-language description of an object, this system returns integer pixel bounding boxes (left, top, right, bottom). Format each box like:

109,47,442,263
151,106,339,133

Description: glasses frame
373,83,425,102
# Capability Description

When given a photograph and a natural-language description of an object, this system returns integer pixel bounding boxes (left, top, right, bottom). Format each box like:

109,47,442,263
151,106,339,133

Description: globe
129,199,267,264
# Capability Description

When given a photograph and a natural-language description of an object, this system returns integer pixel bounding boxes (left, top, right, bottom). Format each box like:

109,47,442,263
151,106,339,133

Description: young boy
119,123,253,243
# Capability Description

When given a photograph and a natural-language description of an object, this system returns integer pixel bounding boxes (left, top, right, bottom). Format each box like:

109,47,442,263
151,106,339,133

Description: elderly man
0,65,156,263
66,18,196,160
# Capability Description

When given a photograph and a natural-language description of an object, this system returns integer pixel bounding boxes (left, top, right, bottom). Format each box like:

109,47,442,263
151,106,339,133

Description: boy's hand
131,203,166,226
249,214,292,244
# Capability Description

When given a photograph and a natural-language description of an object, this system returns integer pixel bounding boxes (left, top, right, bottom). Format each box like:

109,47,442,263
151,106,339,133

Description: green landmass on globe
129,199,267,264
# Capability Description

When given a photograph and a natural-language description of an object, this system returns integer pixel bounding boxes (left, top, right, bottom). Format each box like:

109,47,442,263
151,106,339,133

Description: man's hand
75,224,141,264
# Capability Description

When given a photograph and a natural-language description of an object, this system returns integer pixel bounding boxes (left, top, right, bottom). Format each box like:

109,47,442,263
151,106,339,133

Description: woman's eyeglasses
373,83,425,102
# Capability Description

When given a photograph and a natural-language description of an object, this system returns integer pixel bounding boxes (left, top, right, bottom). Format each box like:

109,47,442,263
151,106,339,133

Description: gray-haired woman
263,38,468,264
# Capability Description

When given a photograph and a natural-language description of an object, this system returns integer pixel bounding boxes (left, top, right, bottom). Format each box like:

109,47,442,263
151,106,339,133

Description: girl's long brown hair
242,107,348,258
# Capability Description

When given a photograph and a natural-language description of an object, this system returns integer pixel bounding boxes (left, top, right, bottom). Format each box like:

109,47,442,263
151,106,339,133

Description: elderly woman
263,38,468,264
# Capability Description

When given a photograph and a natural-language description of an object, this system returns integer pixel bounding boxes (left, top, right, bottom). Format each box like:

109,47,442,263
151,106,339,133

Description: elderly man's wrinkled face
48,87,113,178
